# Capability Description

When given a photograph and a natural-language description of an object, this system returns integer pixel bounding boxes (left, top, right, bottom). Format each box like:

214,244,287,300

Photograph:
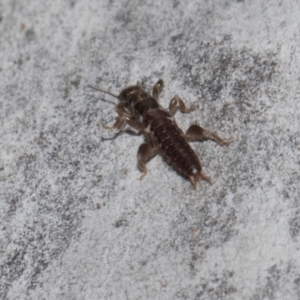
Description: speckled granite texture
1,0,300,299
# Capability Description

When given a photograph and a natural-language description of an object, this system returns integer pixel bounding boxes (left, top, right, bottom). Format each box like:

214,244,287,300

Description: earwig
89,79,233,190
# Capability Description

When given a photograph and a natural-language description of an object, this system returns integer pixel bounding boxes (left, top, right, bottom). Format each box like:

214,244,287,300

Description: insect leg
102,103,141,132
124,119,144,135
169,95,197,115
185,124,233,146
152,79,164,101
102,116,126,130
137,143,158,180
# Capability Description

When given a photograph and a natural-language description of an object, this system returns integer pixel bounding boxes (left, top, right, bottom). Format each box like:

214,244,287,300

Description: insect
89,79,232,189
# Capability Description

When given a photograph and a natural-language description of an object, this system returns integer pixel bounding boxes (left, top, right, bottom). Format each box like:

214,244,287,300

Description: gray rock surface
0,0,300,299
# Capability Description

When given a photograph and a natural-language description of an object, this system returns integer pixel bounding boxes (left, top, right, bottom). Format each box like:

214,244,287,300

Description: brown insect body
89,79,232,189
123,86,202,181
145,109,202,181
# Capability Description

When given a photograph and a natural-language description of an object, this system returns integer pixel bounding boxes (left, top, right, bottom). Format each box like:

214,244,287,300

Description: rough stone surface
0,0,300,299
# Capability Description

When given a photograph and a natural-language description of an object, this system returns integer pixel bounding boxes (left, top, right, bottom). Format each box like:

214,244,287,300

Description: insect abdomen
149,116,202,179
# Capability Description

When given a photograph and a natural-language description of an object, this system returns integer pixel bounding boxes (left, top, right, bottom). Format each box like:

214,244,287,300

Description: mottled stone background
0,0,300,299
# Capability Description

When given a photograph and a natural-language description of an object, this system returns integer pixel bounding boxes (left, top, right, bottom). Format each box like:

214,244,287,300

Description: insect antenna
87,85,119,103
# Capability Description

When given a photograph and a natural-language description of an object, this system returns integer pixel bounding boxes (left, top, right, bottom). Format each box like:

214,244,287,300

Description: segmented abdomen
148,114,202,178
